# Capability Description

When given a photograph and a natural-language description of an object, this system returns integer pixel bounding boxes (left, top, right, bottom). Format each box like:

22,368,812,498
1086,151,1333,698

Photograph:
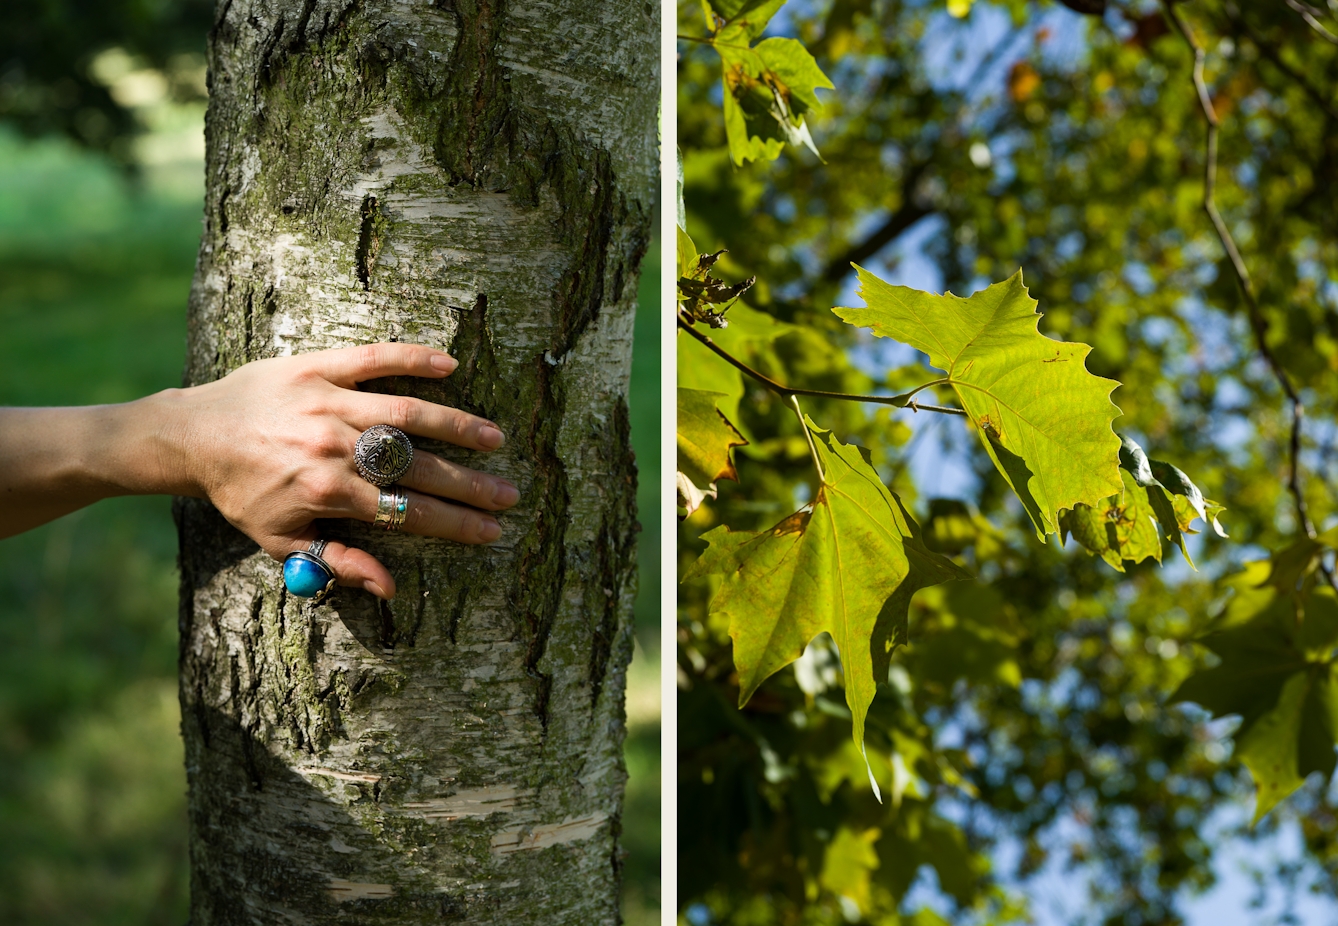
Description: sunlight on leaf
677,388,748,517
835,268,1123,539
685,420,970,796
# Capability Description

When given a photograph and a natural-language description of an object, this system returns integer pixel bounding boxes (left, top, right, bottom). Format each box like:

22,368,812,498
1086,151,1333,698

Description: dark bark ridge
177,0,656,922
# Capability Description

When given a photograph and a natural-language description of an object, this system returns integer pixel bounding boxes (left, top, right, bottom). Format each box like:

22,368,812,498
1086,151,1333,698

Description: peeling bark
175,1,656,922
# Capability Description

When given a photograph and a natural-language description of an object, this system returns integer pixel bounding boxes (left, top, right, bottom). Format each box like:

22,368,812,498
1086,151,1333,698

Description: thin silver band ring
375,486,410,532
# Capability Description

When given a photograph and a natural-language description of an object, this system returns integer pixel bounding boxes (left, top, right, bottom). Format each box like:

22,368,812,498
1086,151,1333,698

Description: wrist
103,388,205,498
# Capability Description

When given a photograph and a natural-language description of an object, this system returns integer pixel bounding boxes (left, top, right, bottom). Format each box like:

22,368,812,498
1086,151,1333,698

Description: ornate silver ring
354,425,414,486
375,486,410,532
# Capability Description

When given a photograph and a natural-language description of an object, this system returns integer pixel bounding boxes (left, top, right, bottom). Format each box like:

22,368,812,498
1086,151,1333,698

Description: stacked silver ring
375,486,410,531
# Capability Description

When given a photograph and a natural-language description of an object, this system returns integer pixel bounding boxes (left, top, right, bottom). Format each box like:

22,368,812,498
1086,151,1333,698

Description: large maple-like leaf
835,268,1123,539
685,421,969,790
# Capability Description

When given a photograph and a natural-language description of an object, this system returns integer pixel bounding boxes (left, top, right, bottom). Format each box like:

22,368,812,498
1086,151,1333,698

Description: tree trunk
174,1,657,923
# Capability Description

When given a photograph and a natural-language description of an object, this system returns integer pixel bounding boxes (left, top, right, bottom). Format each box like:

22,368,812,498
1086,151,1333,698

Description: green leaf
1172,575,1338,823
715,36,832,165
819,826,881,915
835,268,1123,539
1064,435,1229,571
677,388,748,517
1235,668,1338,824
1059,468,1163,572
678,301,799,439
685,421,970,790
707,0,787,38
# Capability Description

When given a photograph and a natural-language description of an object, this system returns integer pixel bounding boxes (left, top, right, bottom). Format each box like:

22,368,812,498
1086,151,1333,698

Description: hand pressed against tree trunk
0,342,517,598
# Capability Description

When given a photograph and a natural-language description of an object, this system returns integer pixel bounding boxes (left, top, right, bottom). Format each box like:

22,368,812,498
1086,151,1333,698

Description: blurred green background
0,110,661,921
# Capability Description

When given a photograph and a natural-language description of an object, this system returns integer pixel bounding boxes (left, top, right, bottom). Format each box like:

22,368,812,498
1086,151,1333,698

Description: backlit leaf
678,301,799,439
685,421,970,791
1173,575,1338,823
835,268,1123,539
706,0,787,38
715,35,832,165
677,388,747,517
1063,435,1227,571
1059,468,1162,572
820,826,881,915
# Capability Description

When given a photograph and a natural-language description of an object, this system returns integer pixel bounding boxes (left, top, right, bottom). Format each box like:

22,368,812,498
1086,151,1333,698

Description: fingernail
366,581,390,599
479,425,505,450
430,354,458,374
493,481,520,508
479,518,502,542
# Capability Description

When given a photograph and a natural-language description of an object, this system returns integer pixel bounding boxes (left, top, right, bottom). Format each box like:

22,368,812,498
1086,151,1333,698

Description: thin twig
677,313,968,415
1224,4,1338,120
1162,1,1324,553
1286,0,1338,45
789,395,826,484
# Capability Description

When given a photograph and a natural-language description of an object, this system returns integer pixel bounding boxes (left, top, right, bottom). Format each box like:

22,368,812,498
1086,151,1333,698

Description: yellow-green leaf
715,36,832,165
835,268,1123,539
677,301,799,439
1172,576,1338,823
677,388,747,517
685,421,970,790
1059,468,1163,572
820,826,881,915
706,0,787,38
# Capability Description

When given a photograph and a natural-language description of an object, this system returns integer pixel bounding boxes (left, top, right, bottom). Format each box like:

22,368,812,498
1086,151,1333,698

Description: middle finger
399,450,520,511
337,391,504,451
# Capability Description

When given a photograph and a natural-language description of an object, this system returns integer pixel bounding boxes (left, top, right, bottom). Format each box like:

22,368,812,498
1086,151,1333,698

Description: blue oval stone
283,554,333,598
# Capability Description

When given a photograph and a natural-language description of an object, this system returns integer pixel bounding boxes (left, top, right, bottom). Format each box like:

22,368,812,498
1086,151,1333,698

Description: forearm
0,391,198,538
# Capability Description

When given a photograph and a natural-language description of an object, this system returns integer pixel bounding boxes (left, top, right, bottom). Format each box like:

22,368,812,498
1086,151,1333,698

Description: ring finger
353,481,503,544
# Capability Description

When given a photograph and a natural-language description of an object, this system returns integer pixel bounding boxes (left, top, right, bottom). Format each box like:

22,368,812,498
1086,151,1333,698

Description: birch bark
175,1,657,922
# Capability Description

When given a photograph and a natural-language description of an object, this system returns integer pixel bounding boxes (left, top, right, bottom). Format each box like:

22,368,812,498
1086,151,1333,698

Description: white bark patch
293,766,382,783
489,813,609,855
402,785,530,821
329,880,395,901
353,108,438,195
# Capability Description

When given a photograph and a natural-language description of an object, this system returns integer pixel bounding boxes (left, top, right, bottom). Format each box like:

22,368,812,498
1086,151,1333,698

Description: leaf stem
677,312,967,415
1163,2,1338,586
789,395,826,484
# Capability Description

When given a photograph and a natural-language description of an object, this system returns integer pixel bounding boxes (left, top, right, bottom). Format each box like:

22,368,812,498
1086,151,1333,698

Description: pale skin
0,342,517,600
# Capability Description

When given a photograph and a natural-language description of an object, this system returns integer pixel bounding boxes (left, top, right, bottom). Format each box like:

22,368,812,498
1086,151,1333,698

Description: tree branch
1285,0,1338,45
818,25,1023,286
1224,3,1338,121
1162,1,1321,547
821,167,933,283
677,312,967,415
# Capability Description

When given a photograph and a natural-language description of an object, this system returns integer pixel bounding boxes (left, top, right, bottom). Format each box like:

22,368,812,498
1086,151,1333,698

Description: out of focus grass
0,126,660,924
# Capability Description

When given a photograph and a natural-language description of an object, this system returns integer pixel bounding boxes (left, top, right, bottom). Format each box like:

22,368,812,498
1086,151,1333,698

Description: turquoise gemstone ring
283,539,336,603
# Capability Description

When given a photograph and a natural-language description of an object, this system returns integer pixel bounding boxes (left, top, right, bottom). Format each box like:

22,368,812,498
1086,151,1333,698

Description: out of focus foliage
1,0,212,164
678,0,1338,923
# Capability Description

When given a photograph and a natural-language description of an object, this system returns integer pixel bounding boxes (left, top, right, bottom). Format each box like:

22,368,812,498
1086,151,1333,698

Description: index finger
303,343,458,387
